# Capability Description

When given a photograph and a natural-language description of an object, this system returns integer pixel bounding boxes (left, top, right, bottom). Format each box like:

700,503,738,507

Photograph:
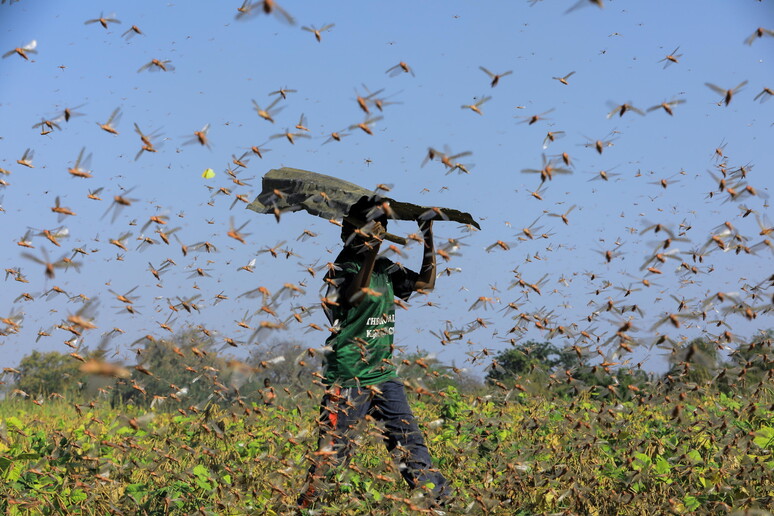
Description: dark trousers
298,379,449,508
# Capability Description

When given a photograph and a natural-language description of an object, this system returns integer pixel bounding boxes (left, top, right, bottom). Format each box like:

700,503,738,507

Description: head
341,195,390,247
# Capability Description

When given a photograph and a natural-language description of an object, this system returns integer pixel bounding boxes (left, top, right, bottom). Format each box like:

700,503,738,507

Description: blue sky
0,0,772,380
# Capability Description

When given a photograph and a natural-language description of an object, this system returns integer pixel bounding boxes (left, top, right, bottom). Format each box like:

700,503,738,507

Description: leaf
753,426,774,449
718,392,741,410
0,456,11,475
195,478,213,491
14,452,39,460
5,416,24,431
6,460,24,482
125,483,147,494
69,488,87,504
632,452,651,471
654,456,671,475
192,464,210,479
686,449,703,463
683,495,701,511
124,482,148,502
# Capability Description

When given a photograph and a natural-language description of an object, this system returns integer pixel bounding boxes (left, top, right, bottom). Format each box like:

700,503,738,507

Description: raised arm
414,220,436,291
343,221,385,305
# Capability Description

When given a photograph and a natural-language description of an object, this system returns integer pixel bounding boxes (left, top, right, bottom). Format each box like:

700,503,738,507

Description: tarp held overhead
247,167,481,231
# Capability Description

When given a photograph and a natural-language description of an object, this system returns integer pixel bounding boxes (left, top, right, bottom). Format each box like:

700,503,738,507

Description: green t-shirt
322,255,418,387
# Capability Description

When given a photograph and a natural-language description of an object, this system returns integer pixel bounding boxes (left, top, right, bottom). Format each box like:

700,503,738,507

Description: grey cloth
247,167,480,229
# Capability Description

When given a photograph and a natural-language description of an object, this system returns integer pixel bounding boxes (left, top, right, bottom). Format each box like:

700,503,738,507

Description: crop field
1,379,774,515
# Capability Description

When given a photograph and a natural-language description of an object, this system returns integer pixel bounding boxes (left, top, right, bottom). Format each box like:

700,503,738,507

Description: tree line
3,327,771,409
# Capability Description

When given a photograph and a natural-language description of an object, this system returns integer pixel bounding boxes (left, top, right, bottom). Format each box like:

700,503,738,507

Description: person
297,195,450,510
261,377,276,406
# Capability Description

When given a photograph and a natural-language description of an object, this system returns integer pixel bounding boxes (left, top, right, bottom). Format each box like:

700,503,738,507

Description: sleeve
322,262,359,324
387,261,419,301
